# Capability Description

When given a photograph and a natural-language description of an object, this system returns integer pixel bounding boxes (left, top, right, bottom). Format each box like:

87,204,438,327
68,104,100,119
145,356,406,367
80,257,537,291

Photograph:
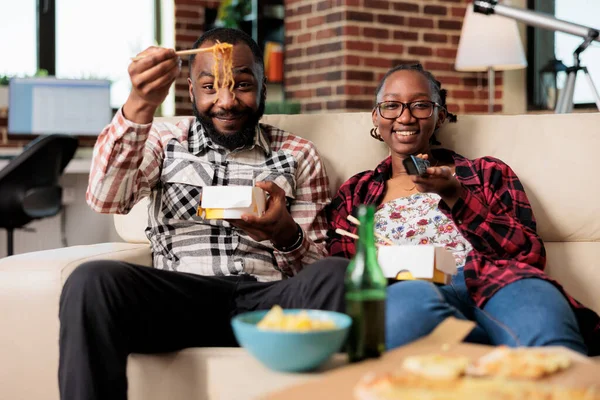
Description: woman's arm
439,157,546,270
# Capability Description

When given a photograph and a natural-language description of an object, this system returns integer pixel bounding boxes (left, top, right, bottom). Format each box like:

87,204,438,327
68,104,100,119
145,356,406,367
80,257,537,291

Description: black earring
370,127,384,142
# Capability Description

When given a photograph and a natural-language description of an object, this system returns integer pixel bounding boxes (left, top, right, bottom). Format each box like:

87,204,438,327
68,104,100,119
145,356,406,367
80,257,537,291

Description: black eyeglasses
375,100,443,120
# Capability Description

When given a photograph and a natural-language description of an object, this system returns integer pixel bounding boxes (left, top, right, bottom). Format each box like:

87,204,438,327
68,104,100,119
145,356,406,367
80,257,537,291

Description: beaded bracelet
273,223,304,252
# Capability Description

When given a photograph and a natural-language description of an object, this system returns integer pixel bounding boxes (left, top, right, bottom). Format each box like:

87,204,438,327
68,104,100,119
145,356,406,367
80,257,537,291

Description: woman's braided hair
374,63,457,145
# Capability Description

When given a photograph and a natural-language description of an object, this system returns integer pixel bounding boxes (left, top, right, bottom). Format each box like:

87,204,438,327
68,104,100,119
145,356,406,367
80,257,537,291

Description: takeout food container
197,186,266,219
377,245,458,285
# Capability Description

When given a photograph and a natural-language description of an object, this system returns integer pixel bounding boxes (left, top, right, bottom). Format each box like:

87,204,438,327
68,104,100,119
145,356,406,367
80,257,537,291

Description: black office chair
0,134,78,256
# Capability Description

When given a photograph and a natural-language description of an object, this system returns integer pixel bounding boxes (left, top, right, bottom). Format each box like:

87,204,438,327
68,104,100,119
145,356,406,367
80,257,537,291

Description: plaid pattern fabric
88,109,330,282
327,148,600,355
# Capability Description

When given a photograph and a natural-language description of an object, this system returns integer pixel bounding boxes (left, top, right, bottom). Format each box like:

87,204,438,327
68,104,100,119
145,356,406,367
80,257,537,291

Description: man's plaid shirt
327,149,600,355
87,109,330,282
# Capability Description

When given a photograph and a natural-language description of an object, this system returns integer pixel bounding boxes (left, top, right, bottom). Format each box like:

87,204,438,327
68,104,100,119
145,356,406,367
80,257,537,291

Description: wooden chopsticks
131,43,232,61
131,47,210,61
337,215,395,246
335,228,359,240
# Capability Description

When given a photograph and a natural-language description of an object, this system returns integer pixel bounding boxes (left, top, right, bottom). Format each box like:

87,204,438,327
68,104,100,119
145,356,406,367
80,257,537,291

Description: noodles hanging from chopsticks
131,41,235,102
210,41,235,102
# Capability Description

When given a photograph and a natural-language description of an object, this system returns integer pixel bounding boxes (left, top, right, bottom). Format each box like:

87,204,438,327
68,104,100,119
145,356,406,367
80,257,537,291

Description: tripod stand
555,29,600,113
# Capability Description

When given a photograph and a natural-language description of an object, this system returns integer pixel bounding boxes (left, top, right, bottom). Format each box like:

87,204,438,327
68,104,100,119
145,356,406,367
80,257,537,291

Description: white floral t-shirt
374,193,473,268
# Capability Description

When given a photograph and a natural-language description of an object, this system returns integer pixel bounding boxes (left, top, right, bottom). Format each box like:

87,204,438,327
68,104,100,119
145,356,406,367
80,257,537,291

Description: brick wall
173,0,222,116
171,0,499,114
284,0,502,114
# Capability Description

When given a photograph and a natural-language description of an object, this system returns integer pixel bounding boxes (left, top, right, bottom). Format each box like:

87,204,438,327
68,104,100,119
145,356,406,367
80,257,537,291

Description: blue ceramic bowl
231,309,351,372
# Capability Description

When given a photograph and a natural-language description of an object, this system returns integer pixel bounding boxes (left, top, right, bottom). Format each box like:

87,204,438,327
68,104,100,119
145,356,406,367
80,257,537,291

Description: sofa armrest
0,242,152,278
0,243,151,400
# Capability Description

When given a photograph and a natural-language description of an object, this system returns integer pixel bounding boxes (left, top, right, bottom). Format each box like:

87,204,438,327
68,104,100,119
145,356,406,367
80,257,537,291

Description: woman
327,64,600,356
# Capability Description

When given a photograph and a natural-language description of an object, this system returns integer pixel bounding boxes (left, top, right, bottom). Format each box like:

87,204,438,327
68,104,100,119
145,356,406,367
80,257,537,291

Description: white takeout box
197,186,266,219
377,245,458,285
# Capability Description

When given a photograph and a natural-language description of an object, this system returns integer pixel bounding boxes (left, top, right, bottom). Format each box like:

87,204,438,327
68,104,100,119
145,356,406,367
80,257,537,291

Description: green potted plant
0,70,49,109
0,75,10,109
215,0,252,29
264,101,301,115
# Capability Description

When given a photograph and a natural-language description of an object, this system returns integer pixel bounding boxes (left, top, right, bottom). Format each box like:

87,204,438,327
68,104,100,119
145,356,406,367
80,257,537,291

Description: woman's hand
123,47,182,124
411,154,463,209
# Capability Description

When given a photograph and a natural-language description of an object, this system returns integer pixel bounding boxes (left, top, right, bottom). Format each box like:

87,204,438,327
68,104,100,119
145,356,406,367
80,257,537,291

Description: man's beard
192,99,265,151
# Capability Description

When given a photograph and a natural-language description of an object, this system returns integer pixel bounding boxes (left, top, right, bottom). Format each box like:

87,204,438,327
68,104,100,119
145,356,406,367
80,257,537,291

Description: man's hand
123,47,182,124
227,181,299,248
411,154,463,209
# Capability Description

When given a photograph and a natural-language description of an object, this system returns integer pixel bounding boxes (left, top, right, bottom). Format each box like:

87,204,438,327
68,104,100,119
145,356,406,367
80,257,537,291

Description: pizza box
264,318,600,399
378,245,458,285
196,186,266,219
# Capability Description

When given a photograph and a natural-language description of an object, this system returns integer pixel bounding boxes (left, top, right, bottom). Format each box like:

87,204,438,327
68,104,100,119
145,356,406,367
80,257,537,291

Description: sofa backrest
113,112,600,312
268,112,600,243
116,112,600,243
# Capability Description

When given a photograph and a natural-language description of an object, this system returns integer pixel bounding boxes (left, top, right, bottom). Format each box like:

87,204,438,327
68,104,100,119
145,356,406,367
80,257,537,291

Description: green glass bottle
345,205,387,363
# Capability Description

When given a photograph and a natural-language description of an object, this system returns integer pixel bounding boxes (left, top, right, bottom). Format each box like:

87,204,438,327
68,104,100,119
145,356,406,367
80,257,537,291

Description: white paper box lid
377,245,457,279
201,186,256,208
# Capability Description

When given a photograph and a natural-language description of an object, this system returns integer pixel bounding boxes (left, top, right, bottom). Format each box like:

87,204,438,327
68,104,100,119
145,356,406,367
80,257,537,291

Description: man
59,28,347,400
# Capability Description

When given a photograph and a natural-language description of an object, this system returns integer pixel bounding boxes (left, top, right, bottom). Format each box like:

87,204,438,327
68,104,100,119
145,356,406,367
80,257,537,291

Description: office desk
0,149,92,174
0,158,91,174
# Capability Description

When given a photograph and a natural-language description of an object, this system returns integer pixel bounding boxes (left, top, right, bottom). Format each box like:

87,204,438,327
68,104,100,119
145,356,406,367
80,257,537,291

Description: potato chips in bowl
256,305,338,332
231,305,351,372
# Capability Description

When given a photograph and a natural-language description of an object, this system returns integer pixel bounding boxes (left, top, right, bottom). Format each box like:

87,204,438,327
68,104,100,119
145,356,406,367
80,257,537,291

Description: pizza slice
466,346,572,379
401,354,470,380
354,370,599,400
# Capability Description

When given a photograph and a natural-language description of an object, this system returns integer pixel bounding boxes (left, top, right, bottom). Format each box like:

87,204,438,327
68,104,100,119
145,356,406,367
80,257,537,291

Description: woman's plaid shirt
327,149,600,355
87,109,330,282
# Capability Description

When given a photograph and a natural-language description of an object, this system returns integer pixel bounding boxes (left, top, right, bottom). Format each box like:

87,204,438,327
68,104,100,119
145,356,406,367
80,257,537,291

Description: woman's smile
392,129,420,144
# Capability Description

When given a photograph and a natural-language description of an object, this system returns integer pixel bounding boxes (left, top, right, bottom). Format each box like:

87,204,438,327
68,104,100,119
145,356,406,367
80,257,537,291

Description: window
0,1,37,77
56,0,175,112
0,0,175,115
56,0,156,109
554,0,600,105
528,0,600,108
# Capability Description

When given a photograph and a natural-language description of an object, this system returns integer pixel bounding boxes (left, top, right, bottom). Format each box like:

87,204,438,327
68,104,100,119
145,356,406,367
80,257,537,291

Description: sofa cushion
264,112,600,243
545,242,600,314
152,113,600,244
439,113,600,243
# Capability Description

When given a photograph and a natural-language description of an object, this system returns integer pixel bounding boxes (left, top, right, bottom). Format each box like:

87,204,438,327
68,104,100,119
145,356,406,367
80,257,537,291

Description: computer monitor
8,77,112,136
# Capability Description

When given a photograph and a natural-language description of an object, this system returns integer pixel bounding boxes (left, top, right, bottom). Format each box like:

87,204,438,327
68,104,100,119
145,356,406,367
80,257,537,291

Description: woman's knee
386,281,453,349
387,281,452,321
481,278,587,354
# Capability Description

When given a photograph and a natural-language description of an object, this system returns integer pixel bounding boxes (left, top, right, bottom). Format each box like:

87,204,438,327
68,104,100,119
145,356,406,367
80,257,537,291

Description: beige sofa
1,112,600,400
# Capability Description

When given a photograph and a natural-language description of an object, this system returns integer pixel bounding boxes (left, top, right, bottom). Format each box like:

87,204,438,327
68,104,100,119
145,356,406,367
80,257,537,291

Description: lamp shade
455,4,527,72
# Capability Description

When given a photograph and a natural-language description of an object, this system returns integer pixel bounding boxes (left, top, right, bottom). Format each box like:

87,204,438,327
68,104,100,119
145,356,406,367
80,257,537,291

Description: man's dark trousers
58,257,349,400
